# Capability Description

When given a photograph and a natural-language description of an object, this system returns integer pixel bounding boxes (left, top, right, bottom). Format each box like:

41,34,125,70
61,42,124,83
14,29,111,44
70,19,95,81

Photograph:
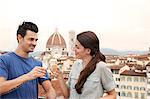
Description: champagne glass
41,61,49,78
50,64,58,80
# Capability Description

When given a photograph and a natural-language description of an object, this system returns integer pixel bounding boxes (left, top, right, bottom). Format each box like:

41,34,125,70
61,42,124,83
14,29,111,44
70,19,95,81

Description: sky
0,0,150,51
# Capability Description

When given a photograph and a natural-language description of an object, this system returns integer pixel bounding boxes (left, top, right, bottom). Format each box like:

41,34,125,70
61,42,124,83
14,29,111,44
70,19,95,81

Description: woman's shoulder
96,61,111,73
96,61,107,68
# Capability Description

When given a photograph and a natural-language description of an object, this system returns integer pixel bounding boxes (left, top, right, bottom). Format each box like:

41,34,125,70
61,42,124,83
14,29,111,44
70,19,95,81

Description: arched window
127,92,132,97
134,92,139,98
141,93,145,98
121,92,126,97
127,86,132,90
134,77,139,82
140,87,145,91
148,89,150,96
127,76,132,82
148,78,150,84
140,77,145,82
134,86,139,91
121,85,126,89
120,76,125,81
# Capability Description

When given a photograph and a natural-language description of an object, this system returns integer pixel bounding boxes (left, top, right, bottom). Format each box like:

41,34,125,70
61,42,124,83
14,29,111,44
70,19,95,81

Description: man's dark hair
17,22,38,38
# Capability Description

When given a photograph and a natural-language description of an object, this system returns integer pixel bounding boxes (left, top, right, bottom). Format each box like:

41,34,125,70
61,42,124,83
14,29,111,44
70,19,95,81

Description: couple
0,22,116,99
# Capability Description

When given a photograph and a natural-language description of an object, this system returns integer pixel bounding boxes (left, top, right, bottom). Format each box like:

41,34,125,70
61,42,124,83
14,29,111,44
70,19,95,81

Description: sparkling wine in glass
50,64,58,80
41,61,49,78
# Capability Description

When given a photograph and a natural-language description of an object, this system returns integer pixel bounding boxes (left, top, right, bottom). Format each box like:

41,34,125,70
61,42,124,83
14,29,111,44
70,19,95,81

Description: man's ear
17,34,23,43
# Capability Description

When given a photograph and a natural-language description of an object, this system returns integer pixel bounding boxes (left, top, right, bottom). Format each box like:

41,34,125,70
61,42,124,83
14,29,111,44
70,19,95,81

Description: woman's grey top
67,60,116,99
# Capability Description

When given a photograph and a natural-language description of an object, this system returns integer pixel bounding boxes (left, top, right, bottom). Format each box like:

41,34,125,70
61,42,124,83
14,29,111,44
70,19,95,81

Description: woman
55,31,116,99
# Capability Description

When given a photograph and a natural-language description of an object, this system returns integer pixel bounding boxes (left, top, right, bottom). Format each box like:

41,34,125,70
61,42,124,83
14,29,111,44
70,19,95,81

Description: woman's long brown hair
75,31,106,94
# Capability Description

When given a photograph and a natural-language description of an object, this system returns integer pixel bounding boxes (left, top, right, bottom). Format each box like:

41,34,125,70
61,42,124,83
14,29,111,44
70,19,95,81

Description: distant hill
29,48,148,57
101,48,148,55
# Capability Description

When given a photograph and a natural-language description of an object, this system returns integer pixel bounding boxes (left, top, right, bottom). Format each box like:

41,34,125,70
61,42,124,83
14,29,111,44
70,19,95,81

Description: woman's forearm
58,77,70,98
101,95,116,99
101,89,116,99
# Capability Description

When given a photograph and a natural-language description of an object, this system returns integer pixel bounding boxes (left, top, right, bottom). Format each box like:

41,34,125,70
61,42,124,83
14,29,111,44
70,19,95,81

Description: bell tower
68,30,75,57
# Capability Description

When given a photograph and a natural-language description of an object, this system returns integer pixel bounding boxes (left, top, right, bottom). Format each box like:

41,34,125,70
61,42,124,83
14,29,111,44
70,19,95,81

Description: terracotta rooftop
118,58,127,61
127,54,149,61
106,56,119,60
120,70,146,77
109,65,124,70
146,62,150,66
134,56,149,61
126,64,146,70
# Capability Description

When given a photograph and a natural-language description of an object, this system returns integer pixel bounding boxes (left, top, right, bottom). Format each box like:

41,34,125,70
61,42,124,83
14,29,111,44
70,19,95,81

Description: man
0,22,56,99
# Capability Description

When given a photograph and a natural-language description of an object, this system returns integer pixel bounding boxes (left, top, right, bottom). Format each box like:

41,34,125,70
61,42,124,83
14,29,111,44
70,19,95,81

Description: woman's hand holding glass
50,64,63,80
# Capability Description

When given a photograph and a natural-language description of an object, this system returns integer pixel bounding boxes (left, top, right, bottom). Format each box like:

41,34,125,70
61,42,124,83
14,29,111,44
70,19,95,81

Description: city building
146,62,150,99
120,70,147,99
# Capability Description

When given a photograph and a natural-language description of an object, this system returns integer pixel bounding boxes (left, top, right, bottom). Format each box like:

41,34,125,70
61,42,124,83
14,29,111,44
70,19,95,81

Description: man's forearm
0,74,29,95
